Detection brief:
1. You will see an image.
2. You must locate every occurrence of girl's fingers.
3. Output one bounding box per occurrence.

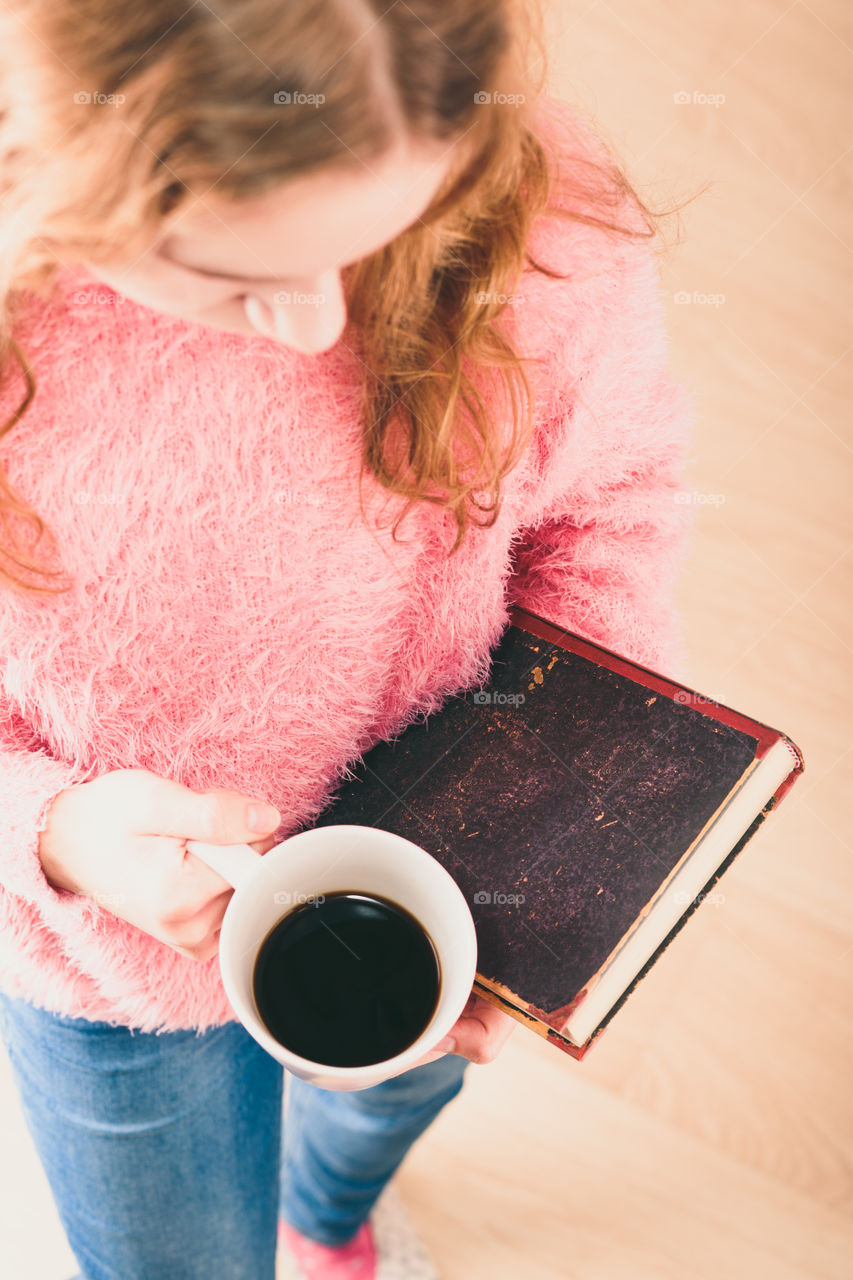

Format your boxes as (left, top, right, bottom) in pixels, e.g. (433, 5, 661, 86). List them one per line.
(443, 996, 517, 1064)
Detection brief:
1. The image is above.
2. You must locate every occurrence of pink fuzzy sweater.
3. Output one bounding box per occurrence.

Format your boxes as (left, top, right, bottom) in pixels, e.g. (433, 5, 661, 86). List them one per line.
(0, 99, 697, 1033)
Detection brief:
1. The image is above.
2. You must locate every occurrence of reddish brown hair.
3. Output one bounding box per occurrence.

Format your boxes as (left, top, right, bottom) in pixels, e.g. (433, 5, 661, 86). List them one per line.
(0, 0, 696, 594)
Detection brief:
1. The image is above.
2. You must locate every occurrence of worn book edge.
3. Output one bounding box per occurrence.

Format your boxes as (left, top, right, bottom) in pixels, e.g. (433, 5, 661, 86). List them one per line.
(476, 607, 806, 1060)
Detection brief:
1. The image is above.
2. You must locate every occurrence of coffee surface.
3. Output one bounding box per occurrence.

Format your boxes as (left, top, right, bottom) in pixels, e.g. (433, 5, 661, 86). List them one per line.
(252, 891, 441, 1067)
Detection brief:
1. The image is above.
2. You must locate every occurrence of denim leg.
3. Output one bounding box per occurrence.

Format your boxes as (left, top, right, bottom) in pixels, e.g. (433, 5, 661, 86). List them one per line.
(0, 991, 284, 1280)
(279, 1053, 469, 1245)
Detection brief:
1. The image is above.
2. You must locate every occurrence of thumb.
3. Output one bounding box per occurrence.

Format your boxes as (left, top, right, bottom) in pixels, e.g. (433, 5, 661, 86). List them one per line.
(140, 774, 281, 845)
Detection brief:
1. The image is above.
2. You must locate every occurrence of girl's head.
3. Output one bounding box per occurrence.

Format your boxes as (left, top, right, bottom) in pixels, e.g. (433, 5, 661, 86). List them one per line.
(0, 0, 674, 595)
(85, 133, 459, 354)
(2, 0, 521, 351)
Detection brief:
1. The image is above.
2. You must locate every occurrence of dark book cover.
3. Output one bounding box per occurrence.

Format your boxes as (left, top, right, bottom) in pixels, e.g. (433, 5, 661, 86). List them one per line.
(303, 606, 804, 1060)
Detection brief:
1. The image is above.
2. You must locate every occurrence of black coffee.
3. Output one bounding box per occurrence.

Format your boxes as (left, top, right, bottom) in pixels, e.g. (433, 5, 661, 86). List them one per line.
(252, 891, 441, 1068)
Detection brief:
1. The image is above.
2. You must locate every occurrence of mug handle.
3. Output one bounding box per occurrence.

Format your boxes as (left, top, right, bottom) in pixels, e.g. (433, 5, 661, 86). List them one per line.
(184, 840, 264, 891)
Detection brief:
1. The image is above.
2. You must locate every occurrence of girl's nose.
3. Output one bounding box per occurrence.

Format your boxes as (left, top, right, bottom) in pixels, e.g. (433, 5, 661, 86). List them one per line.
(243, 270, 347, 353)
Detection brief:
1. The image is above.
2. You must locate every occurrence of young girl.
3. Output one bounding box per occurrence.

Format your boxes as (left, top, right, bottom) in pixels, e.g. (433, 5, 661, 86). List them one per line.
(0, 1, 698, 1277)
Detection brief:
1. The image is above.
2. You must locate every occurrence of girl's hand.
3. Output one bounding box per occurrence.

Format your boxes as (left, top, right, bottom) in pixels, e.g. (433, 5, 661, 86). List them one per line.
(432, 991, 518, 1063)
(390, 992, 517, 1077)
(37, 768, 282, 962)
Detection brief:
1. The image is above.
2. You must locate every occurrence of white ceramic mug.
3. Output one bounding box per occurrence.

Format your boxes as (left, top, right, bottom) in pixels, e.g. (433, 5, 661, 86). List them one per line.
(185, 825, 478, 1091)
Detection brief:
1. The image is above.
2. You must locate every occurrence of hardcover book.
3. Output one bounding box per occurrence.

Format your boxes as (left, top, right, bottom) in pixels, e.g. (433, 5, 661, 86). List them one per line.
(305, 606, 805, 1060)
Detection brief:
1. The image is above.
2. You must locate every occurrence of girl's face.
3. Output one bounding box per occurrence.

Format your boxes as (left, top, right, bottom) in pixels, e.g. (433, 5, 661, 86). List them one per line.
(81, 132, 460, 355)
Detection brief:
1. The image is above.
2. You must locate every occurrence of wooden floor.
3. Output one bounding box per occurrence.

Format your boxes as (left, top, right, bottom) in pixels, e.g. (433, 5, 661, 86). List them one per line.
(1, 2, 850, 1277)
(397, 3, 853, 1277)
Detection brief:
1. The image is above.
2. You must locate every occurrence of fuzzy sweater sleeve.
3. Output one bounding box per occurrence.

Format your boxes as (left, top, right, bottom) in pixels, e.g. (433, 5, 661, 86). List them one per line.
(506, 222, 698, 683)
(0, 701, 100, 911)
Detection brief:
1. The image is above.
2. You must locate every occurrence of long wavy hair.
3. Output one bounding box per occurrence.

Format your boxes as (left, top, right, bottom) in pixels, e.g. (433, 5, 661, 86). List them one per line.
(0, 0, 696, 596)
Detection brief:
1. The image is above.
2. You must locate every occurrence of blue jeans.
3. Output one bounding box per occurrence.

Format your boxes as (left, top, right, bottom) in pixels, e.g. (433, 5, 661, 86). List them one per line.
(0, 991, 468, 1280)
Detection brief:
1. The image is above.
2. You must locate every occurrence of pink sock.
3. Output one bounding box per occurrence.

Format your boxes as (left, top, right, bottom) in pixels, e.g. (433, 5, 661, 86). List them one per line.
(278, 1218, 377, 1279)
